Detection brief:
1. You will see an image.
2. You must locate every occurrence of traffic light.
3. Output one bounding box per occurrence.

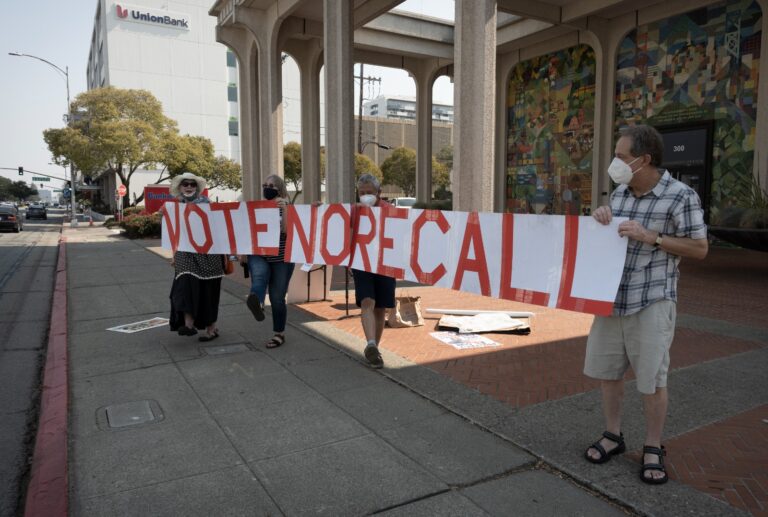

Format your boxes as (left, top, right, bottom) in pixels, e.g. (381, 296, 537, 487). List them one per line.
(40, 183, 44, 188)
(18, 166, 23, 176)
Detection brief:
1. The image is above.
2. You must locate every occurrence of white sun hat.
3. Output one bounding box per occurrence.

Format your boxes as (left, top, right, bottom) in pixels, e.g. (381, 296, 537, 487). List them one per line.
(170, 172, 207, 197)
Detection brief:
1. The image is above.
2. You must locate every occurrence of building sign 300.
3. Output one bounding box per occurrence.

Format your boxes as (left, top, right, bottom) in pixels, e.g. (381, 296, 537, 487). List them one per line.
(115, 3, 190, 30)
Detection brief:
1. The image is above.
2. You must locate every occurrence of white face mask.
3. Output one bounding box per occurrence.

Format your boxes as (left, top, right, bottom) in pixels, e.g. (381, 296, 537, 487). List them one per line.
(359, 194, 377, 207)
(607, 156, 642, 185)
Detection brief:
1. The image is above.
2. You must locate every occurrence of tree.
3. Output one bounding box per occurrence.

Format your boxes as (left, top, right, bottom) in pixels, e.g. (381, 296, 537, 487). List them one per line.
(44, 87, 176, 207)
(207, 156, 242, 191)
(283, 141, 303, 202)
(432, 156, 452, 200)
(381, 147, 416, 196)
(435, 144, 453, 171)
(355, 153, 382, 183)
(157, 133, 214, 182)
(0, 180, 37, 201)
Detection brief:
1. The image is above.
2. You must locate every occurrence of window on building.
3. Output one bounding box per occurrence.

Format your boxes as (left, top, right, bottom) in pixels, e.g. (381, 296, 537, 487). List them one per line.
(227, 83, 237, 102)
(229, 118, 239, 136)
(226, 50, 236, 68)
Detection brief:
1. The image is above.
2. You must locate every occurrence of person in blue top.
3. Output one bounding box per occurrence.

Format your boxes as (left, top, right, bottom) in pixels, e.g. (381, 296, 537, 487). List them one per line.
(239, 174, 295, 348)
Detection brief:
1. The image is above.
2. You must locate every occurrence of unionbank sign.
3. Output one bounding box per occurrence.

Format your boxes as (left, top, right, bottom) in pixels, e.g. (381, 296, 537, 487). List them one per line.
(115, 3, 190, 30)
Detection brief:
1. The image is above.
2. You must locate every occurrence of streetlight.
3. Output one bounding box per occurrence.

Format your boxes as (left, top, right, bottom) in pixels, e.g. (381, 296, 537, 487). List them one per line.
(9, 52, 78, 226)
(360, 140, 392, 153)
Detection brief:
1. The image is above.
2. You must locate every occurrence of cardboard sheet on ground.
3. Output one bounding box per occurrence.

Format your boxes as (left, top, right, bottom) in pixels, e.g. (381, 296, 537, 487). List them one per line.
(430, 332, 500, 349)
(437, 313, 531, 334)
(107, 317, 169, 333)
(162, 201, 629, 316)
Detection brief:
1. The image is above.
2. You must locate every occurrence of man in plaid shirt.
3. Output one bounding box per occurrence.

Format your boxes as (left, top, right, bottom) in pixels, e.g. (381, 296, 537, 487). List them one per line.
(583, 125, 708, 484)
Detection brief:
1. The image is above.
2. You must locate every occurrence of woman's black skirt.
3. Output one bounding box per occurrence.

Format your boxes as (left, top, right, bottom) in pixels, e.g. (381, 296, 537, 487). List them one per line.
(169, 274, 222, 330)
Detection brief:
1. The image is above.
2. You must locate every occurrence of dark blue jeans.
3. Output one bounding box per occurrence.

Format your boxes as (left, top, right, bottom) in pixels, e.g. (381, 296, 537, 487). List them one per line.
(247, 256, 295, 333)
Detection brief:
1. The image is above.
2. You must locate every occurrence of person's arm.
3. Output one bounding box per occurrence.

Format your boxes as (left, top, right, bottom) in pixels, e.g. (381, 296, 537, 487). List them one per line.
(616, 220, 708, 259)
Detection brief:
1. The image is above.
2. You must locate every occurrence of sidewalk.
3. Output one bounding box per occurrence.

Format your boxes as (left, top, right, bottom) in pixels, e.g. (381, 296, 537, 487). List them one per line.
(63, 227, 625, 516)
(60, 226, 764, 516)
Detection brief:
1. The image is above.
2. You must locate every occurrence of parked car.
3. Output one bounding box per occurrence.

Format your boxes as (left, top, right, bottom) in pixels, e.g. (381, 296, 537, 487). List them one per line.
(0, 205, 23, 232)
(26, 204, 47, 220)
(392, 197, 417, 209)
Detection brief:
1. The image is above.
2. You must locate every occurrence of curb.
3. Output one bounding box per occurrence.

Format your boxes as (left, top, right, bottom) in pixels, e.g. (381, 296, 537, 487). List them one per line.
(24, 235, 68, 517)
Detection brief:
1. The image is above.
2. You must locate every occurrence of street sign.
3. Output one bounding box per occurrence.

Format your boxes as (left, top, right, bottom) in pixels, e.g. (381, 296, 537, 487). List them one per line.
(32, 177, 50, 182)
(63, 188, 71, 200)
(117, 185, 127, 196)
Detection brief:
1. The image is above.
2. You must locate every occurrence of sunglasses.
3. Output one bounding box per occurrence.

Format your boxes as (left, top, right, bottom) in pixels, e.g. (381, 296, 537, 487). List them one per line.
(180, 181, 197, 187)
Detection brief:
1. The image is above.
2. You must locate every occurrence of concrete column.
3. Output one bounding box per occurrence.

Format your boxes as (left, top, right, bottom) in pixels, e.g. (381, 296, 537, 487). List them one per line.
(414, 65, 435, 204)
(590, 15, 632, 209)
(286, 40, 323, 202)
(453, 0, 497, 212)
(324, 0, 355, 203)
(256, 33, 284, 181)
(216, 26, 260, 201)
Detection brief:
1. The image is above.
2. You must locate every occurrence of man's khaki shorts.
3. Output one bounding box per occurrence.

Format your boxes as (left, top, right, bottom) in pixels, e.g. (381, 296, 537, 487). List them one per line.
(583, 300, 676, 394)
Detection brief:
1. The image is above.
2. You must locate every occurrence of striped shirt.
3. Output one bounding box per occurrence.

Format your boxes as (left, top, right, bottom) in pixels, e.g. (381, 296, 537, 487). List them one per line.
(262, 207, 286, 263)
(611, 170, 707, 316)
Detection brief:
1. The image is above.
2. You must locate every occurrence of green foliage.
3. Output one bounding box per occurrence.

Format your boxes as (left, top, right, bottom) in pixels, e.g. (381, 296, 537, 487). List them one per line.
(0, 177, 38, 201)
(207, 155, 242, 191)
(44, 86, 177, 207)
(435, 145, 453, 171)
(123, 206, 145, 217)
(355, 153, 382, 183)
(381, 147, 416, 196)
(413, 199, 452, 211)
(121, 212, 162, 239)
(283, 141, 302, 200)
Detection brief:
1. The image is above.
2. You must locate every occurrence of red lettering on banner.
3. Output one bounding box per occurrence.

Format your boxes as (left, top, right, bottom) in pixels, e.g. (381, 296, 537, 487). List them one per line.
(349, 206, 376, 271)
(499, 213, 550, 305)
(162, 202, 181, 253)
(377, 205, 408, 279)
(284, 204, 317, 262)
(319, 204, 351, 265)
(452, 212, 491, 296)
(410, 210, 450, 284)
(184, 204, 213, 254)
(211, 202, 240, 254)
(246, 201, 279, 255)
(556, 216, 613, 316)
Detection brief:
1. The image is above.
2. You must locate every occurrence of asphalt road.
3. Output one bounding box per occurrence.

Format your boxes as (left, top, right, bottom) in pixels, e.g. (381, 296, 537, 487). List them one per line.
(0, 208, 62, 516)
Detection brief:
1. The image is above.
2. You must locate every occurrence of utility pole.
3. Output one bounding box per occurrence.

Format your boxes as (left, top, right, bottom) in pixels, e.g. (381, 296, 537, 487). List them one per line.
(356, 64, 381, 153)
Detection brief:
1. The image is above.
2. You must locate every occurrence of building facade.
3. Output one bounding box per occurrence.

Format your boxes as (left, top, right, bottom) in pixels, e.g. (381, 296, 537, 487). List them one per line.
(87, 0, 240, 206)
(364, 95, 454, 123)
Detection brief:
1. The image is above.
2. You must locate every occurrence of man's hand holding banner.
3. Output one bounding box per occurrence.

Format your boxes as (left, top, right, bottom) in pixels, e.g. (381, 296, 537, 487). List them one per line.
(162, 201, 627, 316)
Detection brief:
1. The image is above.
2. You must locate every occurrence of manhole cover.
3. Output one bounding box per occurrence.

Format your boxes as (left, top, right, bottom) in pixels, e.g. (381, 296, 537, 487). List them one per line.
(98, 400, 164, 430)
(202, 343, 251, 355)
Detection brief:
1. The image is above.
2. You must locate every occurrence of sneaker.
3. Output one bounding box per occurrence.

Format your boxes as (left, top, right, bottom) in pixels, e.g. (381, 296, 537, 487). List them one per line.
(247, 294, 265, 321)
(364, 345, 383, 369)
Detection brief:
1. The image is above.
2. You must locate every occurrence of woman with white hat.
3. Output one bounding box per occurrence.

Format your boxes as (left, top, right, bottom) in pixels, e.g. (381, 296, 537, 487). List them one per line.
(168, 172, 223, 341)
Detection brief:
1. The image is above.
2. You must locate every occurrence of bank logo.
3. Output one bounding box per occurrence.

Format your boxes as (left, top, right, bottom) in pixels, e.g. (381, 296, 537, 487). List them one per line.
(114, 3, 190, 30)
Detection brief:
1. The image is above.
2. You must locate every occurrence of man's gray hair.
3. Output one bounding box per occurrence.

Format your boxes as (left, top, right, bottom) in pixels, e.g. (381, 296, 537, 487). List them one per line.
(357, 173, 381, 191)
(619, 125, 664, 167)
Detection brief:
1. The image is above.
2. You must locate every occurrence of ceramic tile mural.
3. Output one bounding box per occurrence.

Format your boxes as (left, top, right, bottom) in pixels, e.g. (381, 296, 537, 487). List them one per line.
(616, 0, 762, 218)
(505, 45, 596, 215)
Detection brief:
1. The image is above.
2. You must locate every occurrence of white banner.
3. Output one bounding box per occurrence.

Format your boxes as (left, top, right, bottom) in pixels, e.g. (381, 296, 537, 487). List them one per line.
(162, 202, 628, 315)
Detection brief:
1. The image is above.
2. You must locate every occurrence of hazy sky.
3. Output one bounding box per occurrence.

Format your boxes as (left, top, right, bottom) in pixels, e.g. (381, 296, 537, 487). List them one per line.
(0, 0, 454, 188)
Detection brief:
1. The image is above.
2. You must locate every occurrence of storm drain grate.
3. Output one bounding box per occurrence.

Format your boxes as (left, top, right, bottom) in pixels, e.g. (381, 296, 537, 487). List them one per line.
(201, 343, 252, 356)
(97, 400, 164, 431)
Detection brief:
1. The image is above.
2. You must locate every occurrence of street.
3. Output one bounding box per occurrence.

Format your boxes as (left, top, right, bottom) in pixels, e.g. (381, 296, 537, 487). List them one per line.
(0, 208, 61, 516)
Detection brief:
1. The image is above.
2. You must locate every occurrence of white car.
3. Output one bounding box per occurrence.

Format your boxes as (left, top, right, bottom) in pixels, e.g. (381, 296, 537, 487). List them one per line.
(392, 197, 417, 209)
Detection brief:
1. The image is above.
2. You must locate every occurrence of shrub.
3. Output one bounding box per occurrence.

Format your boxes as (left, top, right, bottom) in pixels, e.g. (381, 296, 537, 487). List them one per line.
(122, 212, 162, 238)
(123, 206, 146, 217)
(413, 199, 452, 211)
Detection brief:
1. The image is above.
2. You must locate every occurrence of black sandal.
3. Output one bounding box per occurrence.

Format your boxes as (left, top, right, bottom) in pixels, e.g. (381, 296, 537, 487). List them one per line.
(266, 334, 284, 349)
(178, 326, 198, 336)
(584, 430, 626, 464)
(640, 445, 669, 485)
(198, 331, 220, 342)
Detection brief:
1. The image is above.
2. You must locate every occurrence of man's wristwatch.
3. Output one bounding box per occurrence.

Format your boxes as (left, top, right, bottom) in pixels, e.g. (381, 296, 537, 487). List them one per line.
(654, 234, 664, 248)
